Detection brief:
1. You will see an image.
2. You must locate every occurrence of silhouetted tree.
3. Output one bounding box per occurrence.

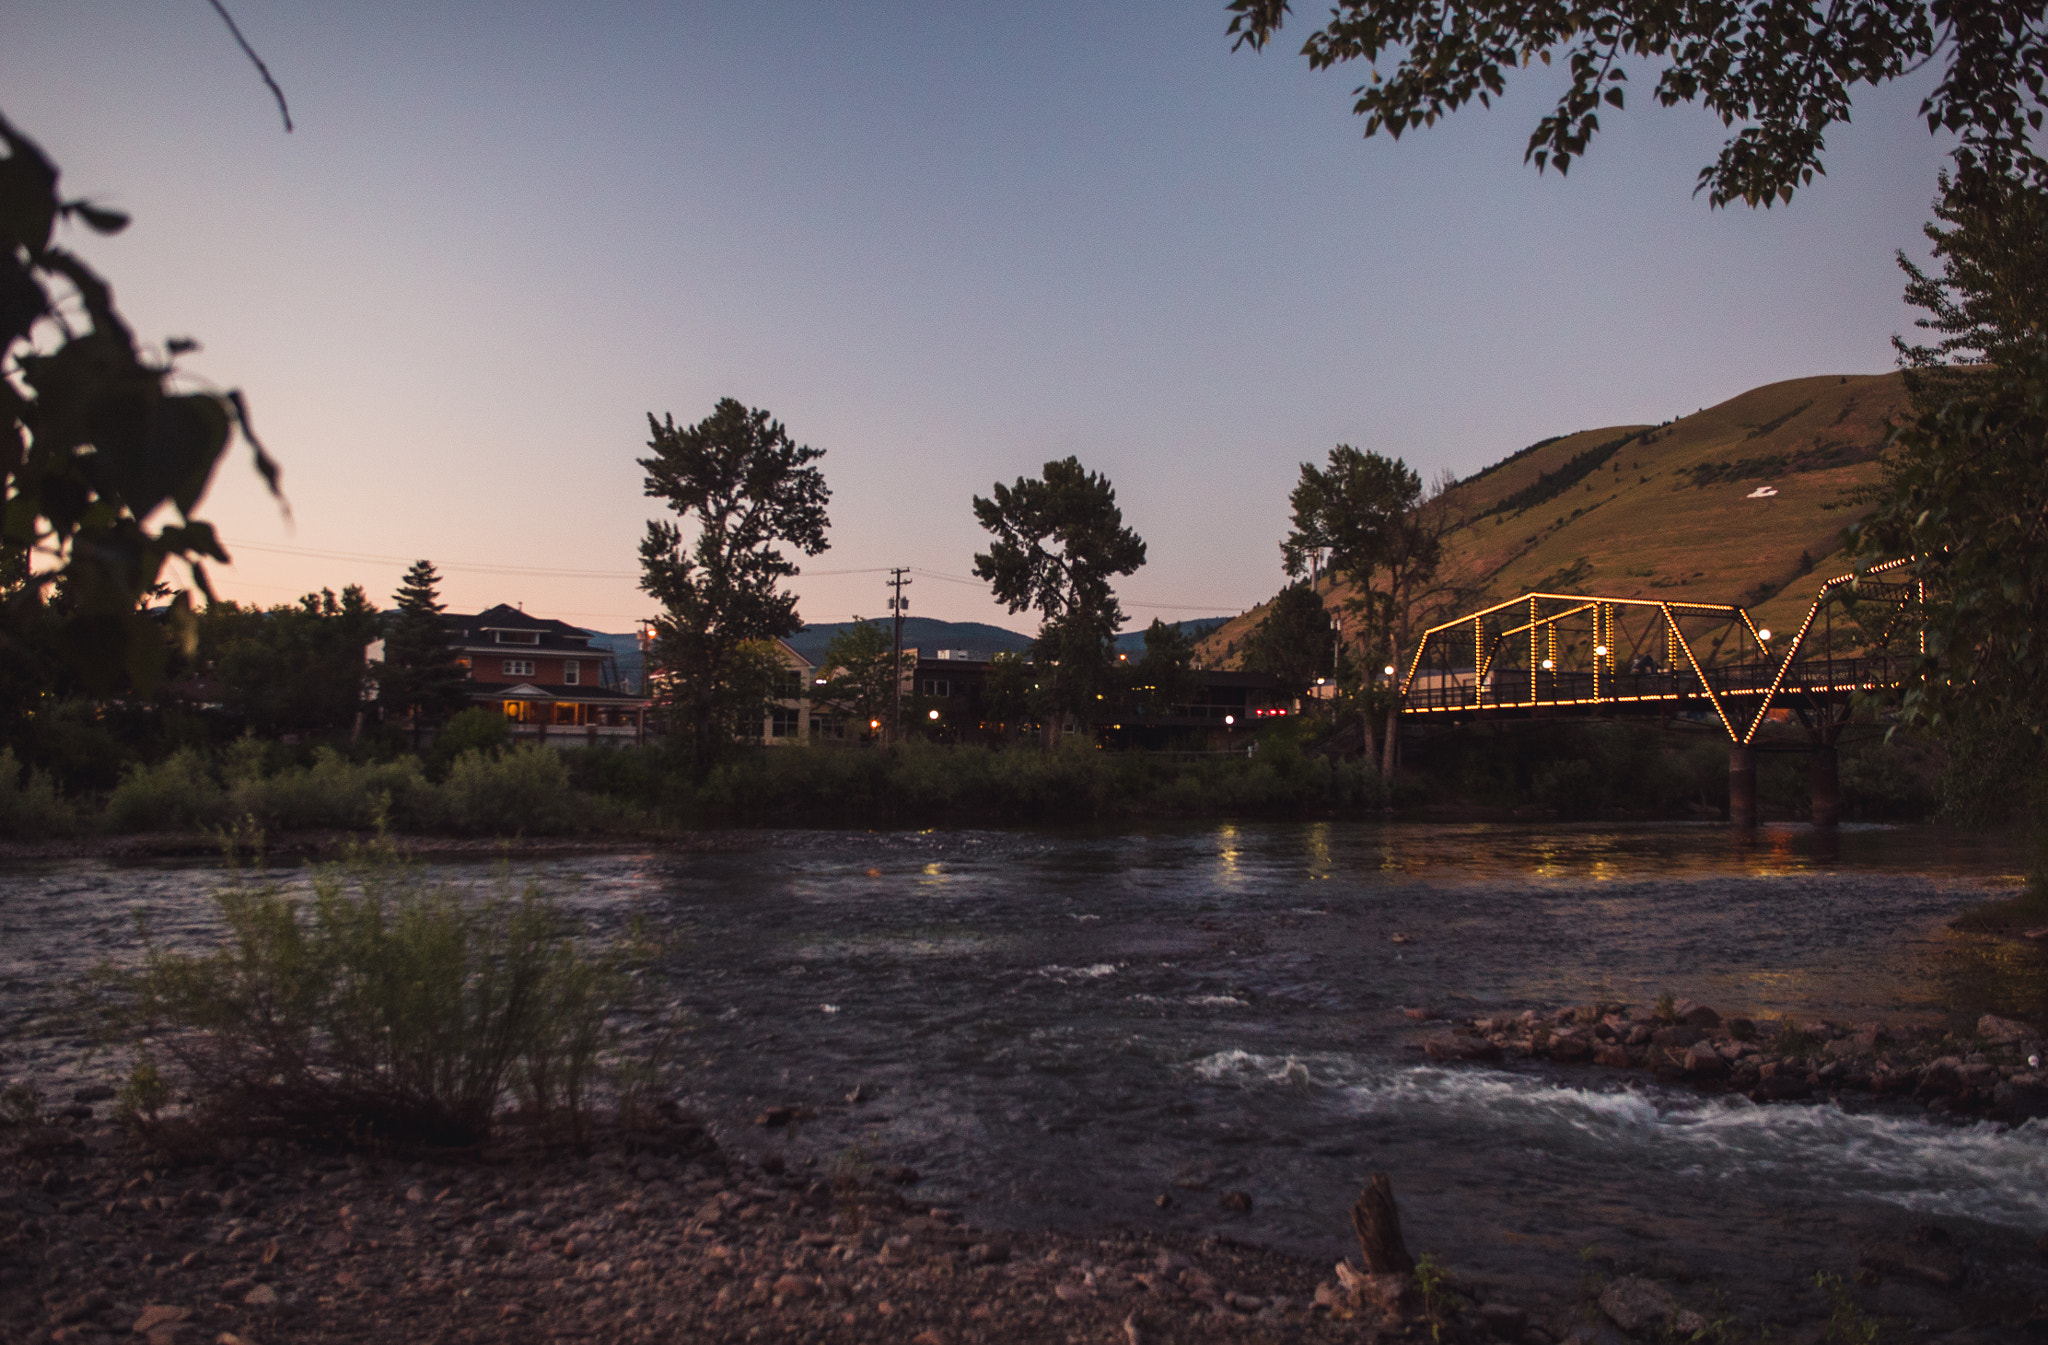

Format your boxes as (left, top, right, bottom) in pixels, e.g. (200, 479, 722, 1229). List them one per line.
(1244, 583, 1335, 699)
(206, 587, 379, 740)
(375, 560, 469, 747)
(814, 619, 905, 740)
(638, 399, 831, 763)
(972, 457, 1146, 742)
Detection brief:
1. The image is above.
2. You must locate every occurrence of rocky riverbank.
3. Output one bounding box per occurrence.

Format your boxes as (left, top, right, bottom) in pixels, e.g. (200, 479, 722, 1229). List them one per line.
(1416, 999, 2048, 1123)
(0, 1111, 1540, 1345)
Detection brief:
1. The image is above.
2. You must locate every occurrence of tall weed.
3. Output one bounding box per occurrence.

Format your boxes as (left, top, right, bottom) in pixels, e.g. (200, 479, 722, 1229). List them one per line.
(96, 845, 627, 1148)
(0, 746, 75, 840)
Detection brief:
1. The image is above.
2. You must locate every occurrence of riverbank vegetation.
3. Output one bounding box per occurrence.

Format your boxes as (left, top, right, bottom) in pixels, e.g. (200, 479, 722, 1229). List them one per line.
(88, 843, 636, 1153)
(0, 709, 1947, 844)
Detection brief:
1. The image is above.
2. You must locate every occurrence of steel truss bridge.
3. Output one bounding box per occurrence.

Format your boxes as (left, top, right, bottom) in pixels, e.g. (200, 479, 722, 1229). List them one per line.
(1395, 558, 1924, 825)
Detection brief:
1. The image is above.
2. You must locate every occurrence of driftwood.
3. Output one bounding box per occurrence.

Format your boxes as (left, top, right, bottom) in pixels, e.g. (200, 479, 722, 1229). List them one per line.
(1350, 1172, 1416, 1275)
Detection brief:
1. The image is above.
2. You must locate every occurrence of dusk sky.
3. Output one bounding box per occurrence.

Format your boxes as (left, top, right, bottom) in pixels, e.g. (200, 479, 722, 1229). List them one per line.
(9, 2, 1956, 634)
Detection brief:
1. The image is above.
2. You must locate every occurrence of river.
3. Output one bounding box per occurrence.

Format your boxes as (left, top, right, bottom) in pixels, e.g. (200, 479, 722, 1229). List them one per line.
(3, 821, 2044, 1326)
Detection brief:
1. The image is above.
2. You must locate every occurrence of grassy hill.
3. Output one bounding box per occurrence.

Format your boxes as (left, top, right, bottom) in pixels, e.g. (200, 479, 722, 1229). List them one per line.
(1197, 371, 1909, 667)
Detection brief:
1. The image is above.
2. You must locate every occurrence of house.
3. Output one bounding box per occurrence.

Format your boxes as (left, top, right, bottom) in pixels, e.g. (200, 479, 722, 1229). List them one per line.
(447, 604, 650, 746)
(757, 638, 814, 746)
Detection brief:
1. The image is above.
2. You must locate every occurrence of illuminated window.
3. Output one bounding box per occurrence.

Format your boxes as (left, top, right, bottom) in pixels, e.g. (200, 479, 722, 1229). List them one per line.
(503, 659, 534, 677)
(551, 702, 577, 725)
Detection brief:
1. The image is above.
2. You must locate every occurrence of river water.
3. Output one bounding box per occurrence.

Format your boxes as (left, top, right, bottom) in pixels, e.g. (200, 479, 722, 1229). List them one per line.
(4, 822, 2045, 1323)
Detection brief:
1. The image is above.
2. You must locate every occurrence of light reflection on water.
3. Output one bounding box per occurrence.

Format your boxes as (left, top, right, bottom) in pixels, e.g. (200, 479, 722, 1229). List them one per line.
(2, 820, 2042, 1313)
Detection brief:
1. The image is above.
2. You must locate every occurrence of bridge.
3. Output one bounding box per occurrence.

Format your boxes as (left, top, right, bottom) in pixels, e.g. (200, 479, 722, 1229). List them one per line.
(1396, 557, 1922, 827)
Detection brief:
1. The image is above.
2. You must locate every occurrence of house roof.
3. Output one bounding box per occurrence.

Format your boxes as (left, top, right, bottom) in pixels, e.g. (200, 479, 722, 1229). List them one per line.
(444, 604, 596, 651)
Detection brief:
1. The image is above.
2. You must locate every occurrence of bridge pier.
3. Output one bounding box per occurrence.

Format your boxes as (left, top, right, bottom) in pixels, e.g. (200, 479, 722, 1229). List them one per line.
(1728, 745, 1757, 829)
(1810, 745, 1841, 829)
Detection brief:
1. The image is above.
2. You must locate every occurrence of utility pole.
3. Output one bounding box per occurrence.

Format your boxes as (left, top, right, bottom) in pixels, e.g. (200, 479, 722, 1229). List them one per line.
(887, 567, 911, 743)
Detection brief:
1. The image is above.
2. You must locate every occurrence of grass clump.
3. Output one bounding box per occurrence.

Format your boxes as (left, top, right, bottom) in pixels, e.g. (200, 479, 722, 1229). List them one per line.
(96, 843, 631, 1151)
(0, 746, 75, 840)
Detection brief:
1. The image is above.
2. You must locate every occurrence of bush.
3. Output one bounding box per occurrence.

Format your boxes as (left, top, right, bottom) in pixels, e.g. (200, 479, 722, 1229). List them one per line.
(430, 707, 511, 774)
(97, 846, 624, 1148)
(0, 746, 74, 840)
(226, 746, 437, 833)
(104, 748, 227, 833)
(440, 745, 581, 835)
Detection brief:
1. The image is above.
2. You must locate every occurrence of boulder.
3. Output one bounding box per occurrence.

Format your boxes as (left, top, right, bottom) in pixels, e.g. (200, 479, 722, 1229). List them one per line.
(1598, 1276, 1677, 1335)
(1977, 1015, 2032, 1047)
(1426, 1037, 1504, 1064)
(1594, 1044, 1630, 1069)
(1749, 1076, 1814, 1102)
(1917, 1062, 1966, 1100)
(1650, 1026, 1704, 1049)
(1478, 1302, 1529, 1339)
(1548, 1034, 1593, 1063)
(1674, 1001, 1722, 1028)
(1683, 1043, 1728, 1077)
(1993, 1077, 2048, 1122)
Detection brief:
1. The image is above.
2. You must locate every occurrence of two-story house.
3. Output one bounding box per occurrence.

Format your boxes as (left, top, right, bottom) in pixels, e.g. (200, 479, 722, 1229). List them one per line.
(449, 604, 649, 746)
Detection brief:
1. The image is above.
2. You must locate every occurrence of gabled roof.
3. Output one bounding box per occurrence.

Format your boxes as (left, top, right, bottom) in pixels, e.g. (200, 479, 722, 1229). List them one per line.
(444, 604, 595, 650)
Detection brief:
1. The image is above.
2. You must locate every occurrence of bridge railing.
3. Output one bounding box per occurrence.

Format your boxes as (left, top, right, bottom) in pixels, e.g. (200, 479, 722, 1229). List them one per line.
(1400, 656, 1903, 714)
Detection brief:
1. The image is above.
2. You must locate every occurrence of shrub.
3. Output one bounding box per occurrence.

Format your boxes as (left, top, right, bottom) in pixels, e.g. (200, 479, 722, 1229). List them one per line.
(430, 707, 511, 773)
(226, 747, 437, 833)
(440, 745, 580, 835)
(0, 746, 75, 840)
(104, 748, 227, 833)
(97, 846, 625, 1148)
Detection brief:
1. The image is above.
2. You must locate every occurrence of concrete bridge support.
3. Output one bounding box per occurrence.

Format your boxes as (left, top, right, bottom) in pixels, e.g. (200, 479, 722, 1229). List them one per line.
(1728, 745, 1757, 829)
(1810, 745, 1841, 829)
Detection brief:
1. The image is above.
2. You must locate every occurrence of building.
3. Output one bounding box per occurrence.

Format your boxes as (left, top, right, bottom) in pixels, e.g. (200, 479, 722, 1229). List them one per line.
(448, 605, 649, 746)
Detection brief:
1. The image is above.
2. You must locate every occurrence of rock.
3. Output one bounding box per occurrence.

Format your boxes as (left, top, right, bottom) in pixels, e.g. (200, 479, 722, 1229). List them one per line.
(132, 1304, 191, 1333)
(1749, 1075, 1813, 1102)
(1674, 1002, 1721, 1028)
(2020, 927, 2048, 942)
(1598, 1276, 1677, 1335)
(1153, 1193, 1173, 1208)
(1549, 1035, 1593, 1063)
(1959, 1062, 2001, 1092)
(1650, 1026, 1704, 1049)
(1673, 1309, 1708, 1335)
(1478, 1302, 1529, 1338)
(1594, 1044, 1630, 1069)
(1994, 1077, 2048, 1121)
(242, 1284, 279, 1307)
(1426, 1037, 1504, 1064)
(965, 1241, 1011, 1266)
(1683, 1043, 1727, 1077)
(772, 1273, 816, 1299)
(753, 1106, 796, 1128)
(881, 1164, 920, 1185)
(1860, 1242, 1966, 1288)
(1918, 1062, 1965, 1100)
(1978, 1015, 2030, 1047)
(1220, 1190, 1252, 1213)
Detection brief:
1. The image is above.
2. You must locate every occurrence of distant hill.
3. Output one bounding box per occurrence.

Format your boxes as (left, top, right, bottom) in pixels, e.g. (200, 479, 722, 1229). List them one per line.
(1196, 371, 1909, 667)
(582, 631, 645, 694)
(785, 616, 1229, 666)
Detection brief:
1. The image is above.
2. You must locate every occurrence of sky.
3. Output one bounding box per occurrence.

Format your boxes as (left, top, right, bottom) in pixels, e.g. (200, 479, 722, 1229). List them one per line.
(7, 1, 1957, 634)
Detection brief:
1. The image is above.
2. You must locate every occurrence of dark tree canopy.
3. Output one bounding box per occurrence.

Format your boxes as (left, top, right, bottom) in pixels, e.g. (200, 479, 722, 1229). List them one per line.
(816, 618, 903, 735)
(1855, 169, 2048, 744)
(1227, 0, 2048, 207)
(206, 587, 379, 739)
(1126, 618, 1203, 713)
(2, 112, 281, 692)
(972, 457, 1147, 723)
(638, 399, 830, 758)
(375, 560, 469, 735)
(1244, 583, 1336, 699)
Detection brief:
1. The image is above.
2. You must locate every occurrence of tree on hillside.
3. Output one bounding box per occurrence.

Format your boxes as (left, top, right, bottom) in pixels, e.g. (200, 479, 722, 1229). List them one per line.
(814, 619, 905, 739)
(972, 457, 1147, 743)
(1243, 583, 1335, 699)
(375, 560, 469, 748)
(3, 112, 281, 694)
(638, 399, 831, 763)
(1283, 447, 1460, 773)
(1224, 0, 2048, 208)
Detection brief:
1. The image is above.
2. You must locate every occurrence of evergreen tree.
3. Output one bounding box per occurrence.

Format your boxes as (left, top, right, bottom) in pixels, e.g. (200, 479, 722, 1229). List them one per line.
(376, 560, 469, 744)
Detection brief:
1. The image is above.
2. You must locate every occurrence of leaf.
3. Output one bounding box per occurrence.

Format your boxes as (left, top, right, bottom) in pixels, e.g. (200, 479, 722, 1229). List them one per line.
(66, 200, 130, 235)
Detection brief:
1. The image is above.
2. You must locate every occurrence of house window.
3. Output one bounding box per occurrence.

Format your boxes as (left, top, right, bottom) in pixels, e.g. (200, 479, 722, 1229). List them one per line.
(775, 668, 804, 698)
(563, 661, 579, 685)
(495, 631, 540, 645)
(503, 659, 534, 677)
(552, 702, 578, 725)
(921, 678, 950, 698)
(770, 706, 801, 738)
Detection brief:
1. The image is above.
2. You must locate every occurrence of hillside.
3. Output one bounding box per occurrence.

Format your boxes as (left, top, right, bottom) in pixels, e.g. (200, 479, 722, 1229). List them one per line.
(1196, 372, 1909, 668)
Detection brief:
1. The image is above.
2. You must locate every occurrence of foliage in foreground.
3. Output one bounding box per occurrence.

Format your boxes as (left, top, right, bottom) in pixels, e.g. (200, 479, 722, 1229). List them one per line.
(96, 847, 629, 1149)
